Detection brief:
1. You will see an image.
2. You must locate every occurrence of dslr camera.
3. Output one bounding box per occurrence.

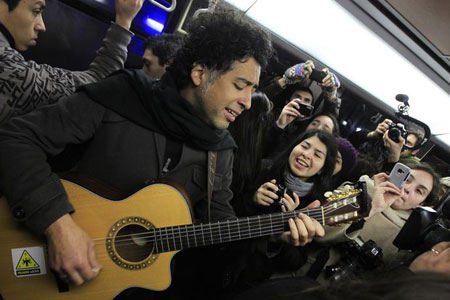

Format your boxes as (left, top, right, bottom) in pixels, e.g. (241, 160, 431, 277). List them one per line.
(325, 236, 383, 282)
(388, 122, 408, 143)
(393, 202, 450, 253)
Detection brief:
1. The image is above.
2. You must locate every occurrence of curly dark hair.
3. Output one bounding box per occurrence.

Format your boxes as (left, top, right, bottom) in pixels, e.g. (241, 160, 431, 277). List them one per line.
(4, 0, 20, 11)
(143, 33, 184, 67)
(167, 7, 272, 89)
(269, 129, 338, 202)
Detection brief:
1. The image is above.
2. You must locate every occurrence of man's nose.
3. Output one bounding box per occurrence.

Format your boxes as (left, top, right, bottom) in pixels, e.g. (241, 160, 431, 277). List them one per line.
(239, 91, 252, 110)
(36, 15, 46, 32)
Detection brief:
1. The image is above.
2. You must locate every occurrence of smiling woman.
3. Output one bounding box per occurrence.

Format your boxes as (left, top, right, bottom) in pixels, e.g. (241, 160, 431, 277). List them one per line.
(244, 129, 338, 216)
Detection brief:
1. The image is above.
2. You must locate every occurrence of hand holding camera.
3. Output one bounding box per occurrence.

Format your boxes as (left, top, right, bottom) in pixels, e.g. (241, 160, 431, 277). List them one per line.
(383, 130, 405, 163)
(283, 60, 315, 84)
(253, 180, 299, 211)
(253, 179, 279, 206)
(367, 118, 392, 139)
(409, 241, 450, 274)
(310, 68, 341, 91)
(388, 122, 408, 143)
(276, 99, 314, 129)
(274, 183, 300, 212)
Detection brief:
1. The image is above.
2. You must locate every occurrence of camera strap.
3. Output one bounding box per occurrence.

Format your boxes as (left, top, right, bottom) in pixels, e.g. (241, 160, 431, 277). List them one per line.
(306, 247, 330, 279)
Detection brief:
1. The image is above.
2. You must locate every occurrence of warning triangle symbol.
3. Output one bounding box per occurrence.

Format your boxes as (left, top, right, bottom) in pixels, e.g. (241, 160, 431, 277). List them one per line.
(16, 250, 40, 270)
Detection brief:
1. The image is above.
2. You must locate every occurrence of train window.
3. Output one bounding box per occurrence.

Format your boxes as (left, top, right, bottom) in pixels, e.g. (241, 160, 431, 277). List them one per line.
(225, 0, 450, 173)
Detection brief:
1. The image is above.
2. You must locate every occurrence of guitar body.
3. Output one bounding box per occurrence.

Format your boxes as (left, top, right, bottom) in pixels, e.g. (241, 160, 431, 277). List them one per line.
(0, 180, 194, 300)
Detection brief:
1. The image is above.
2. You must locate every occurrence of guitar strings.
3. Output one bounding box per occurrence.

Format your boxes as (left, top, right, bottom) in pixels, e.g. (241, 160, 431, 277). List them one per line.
(90, 203, 349, 245)
(90, 206, 331, 244)
(87, 202, 361, 259)
(89, 191, 360, 244)
(89, 202, 358, 251)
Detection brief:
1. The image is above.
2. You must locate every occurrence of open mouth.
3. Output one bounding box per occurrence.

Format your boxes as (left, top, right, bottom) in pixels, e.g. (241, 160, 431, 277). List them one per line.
(225, 107, 239, 122)
(296, 158, 309, 168)
(225, 108, 238, 117)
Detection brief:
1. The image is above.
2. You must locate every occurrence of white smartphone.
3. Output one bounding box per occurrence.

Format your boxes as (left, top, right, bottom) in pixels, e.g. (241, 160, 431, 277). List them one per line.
(388, 162, 411, 189)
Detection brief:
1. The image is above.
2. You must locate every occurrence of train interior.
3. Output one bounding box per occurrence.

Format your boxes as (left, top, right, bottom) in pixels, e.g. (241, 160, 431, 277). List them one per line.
(23, 0, 450, 176)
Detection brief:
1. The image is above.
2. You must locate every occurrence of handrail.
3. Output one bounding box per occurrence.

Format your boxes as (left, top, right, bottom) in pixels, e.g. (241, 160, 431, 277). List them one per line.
(148, 0, 177, 12)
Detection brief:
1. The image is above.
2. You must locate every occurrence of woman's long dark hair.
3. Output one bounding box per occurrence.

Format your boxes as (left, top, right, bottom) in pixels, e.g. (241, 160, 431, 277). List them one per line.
(229, 92, 273, 198)
(268, 129, 337, 202)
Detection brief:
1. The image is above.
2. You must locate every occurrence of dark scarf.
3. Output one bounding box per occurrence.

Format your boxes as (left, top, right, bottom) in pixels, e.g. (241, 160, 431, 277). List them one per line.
(80, 69, 236, 151)
(0, 23, 15, 48)
(283, 168, 314, 197)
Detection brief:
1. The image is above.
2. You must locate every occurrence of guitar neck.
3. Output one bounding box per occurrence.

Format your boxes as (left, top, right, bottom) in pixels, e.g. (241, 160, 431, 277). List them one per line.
(149, 187, 367, 253)
(152, 207, 323, 253)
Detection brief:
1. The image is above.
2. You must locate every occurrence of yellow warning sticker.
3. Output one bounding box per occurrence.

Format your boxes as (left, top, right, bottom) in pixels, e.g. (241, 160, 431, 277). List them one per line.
(11, 246, 47, 277)
(16, 250, 40, 275)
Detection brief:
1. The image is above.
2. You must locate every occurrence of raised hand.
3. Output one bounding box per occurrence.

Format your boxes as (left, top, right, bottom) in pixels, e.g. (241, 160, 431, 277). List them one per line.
(368, 172, 402, 218)
(115, 0, 145, 30)
(319, 68, 340, 90)
(283, 60, 315, 85)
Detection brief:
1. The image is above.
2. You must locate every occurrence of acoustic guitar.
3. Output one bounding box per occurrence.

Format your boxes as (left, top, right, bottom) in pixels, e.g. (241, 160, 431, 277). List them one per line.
(0, 180, 368, 300)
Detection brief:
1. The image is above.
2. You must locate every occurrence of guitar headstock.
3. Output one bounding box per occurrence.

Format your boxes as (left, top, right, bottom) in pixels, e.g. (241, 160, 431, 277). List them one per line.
(322, 181, 369, 226)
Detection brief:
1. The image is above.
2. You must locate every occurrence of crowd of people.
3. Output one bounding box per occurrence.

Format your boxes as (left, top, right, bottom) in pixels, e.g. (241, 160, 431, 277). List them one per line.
(0, 1, 449, 299)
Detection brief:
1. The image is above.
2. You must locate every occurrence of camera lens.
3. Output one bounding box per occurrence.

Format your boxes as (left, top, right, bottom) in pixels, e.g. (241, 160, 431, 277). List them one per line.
(388, 127, 401, 142)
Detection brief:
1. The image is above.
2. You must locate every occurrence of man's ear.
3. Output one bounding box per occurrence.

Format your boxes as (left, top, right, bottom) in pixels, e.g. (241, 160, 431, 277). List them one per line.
(191, 63, 206, 87)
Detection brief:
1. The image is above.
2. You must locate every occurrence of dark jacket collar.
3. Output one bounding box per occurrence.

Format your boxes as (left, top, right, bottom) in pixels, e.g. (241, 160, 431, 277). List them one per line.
(0, 23, 15, 48)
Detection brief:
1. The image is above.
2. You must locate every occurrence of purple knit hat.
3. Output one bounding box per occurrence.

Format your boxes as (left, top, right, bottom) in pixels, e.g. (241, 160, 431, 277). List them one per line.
(336, 138, 358, 178)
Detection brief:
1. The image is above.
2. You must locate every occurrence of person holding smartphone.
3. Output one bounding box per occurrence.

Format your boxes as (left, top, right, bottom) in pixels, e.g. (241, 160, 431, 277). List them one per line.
(294, 162, 441, 285)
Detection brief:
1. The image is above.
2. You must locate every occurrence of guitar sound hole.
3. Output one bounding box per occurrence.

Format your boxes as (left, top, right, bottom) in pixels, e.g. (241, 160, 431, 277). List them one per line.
(115, 224, 154, 262)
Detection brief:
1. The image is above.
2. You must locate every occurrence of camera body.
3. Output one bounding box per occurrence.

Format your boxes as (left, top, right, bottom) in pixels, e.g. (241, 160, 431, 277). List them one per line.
(325, 237, 383, 282)
(296, 102, 314, 118)
(274, 183, 295, 206)
(309, 69, 327, 82)
(388, 122, 408, 143)
(393, 206, 450, 252)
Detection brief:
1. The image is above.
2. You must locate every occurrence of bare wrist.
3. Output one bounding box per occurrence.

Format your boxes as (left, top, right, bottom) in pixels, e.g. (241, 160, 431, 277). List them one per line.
(276, 119, 287, 129)
(278, 77, 287, 89)
(115, 16, 132, 30)
(44, 214, 72, 238)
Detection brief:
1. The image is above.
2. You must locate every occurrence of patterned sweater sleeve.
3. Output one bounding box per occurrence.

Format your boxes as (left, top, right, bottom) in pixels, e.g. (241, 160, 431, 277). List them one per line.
(0, 23, 132, 124)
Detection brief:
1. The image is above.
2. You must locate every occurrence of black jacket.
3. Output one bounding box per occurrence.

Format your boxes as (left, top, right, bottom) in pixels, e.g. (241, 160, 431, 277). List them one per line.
(0, 73, 236, 235)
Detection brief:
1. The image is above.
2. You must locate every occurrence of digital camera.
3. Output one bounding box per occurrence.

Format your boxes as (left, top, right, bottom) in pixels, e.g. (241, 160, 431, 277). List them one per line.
(325, 237, 383, 282)
(296, 102, 314, 118)
(274, 183, 295, 206)
(309, 69, 327, 83)
(388, 122, 408, 143)
(393, 205, 450, 253)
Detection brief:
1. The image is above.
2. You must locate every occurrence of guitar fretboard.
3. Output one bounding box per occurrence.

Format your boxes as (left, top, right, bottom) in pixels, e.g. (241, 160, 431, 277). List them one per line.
(151, 209, 315, 253)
